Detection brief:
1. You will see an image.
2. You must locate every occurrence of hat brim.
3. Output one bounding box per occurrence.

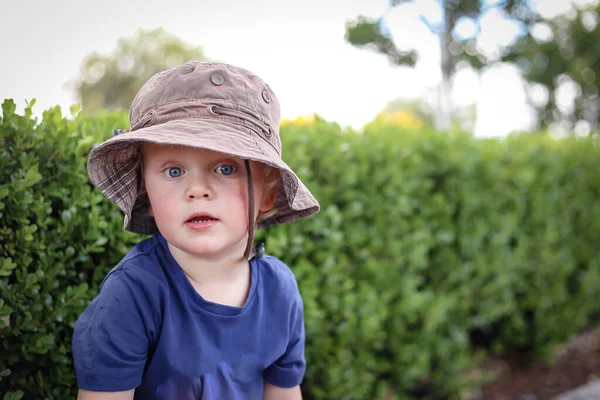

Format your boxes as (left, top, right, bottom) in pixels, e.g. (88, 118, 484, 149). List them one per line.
(87, 117, 319, 234)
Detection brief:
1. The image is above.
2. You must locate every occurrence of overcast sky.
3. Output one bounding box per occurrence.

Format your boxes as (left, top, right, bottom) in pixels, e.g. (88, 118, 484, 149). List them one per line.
(0, 0, 586, 136)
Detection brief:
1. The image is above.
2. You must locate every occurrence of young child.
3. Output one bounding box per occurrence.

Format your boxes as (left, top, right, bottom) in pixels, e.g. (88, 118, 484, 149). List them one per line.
(72, 61, 320, 400)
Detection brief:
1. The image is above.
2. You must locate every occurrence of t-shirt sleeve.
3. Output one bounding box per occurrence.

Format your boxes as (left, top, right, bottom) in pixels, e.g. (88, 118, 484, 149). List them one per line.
(72, 268, 157, 391)
(264, 290, 306, 388)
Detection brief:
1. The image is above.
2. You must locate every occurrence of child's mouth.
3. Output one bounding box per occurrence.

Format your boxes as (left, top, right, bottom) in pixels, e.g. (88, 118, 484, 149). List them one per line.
(185, 214, 220, 230)
(188, 217, 218, 223)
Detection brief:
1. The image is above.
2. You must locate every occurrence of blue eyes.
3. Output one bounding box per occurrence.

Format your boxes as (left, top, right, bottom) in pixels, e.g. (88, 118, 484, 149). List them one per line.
(166, 167, 182, 178)
(163, 164, 238, 178)
(215, 165, 237, 175)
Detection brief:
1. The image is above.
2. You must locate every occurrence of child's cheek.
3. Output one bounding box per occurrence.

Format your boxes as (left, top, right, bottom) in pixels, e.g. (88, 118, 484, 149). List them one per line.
(148, 184, 183, 221)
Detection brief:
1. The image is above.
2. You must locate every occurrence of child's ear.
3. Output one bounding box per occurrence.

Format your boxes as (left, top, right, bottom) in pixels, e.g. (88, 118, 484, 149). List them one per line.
(259, 188, 277, 212)
(147, 204, 154, 216)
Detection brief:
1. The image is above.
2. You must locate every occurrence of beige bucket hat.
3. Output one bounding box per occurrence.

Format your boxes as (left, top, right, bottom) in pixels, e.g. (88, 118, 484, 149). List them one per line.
(87, 61, 320, 258)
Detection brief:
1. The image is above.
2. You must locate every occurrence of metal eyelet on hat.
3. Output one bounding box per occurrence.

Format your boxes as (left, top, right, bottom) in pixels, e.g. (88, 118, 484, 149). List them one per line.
(262, 90, 271, 103)
(208, 105, 220, 116)
(211, 73, 224, 85)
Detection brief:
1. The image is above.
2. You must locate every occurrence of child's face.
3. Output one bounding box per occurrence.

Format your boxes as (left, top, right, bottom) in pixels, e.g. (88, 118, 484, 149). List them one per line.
(142, 143, 276, 259)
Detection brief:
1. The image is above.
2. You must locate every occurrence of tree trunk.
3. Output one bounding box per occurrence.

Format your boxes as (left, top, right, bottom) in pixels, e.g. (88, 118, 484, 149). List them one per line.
(436, 0, 454, 130)
(584, 96, 598, 134)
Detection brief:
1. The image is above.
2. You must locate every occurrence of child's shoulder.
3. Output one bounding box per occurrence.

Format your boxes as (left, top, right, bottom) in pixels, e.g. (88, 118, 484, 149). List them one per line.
(255, 254, 296, 279)
(101, 235, 167, 289)
(254, 255, 302, 298)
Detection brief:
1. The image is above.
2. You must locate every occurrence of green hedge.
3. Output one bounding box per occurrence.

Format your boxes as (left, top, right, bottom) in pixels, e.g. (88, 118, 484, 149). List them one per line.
(0, 101, 142, 399)
(1, 99, 599, 399)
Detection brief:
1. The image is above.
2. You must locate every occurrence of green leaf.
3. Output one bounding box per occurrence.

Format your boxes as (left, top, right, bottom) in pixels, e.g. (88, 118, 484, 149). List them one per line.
(1, 99, 16, 118)
(0, 305, 12, 317)
(3, 391, 24, 400)
(69, 103, 81, 116)
(2, 257, 16, 271)
(25, 167, 41, 185)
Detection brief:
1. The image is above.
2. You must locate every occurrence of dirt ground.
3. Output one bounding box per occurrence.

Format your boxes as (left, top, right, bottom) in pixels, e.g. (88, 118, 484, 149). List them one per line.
(474, 327, 600, 400)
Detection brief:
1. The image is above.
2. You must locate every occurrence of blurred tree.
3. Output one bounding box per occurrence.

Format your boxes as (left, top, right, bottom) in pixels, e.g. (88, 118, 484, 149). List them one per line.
(345, 0, 533, 129)
(501, 1, 600, 135)
(71, 28, 208, 113)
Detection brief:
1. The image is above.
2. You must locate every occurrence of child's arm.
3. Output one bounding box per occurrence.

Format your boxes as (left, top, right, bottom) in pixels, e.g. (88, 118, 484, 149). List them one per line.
(77, 389, 134, 400)
(72, 269, 157, 394)
(263, 274, 306, 399)
(263, 382, 302, 400)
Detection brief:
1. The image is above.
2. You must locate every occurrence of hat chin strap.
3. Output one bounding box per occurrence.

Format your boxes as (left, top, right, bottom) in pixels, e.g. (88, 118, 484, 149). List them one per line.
(243, 160, 255, 260)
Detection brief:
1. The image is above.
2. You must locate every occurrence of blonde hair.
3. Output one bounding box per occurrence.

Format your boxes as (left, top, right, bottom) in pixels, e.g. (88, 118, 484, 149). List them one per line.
(256, 165, 280, 222)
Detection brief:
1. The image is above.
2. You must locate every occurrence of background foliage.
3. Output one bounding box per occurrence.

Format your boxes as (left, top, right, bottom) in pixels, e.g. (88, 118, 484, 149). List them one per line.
(502, 0, 600, 133)
(1, 100, 599, 399)
(0, 101, 140, 399)
(344, 0, 534, 129)
(345, 0, 600, 135)
(71, 27, 208, 114)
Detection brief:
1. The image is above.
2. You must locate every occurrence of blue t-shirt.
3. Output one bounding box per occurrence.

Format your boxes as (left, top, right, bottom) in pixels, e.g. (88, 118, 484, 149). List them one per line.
(72, 233, 305, 399)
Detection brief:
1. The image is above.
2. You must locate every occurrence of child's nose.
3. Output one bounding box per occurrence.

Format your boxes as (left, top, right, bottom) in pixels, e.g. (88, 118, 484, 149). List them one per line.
(186, 176, 213, 200)
(188, 191, 211, 200)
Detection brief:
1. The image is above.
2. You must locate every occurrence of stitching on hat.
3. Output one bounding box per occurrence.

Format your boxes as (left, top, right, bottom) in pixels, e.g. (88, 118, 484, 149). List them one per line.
(144, 113, 281, 156)
(256, 128, 279, 155)
(164, 113, 269, 158)
(209, 106, 280, 154)
(248, 128, 267, 158)
(134, 98, 276, 128)
(243, 78, 250, 106)
(153, 114, 259, 133)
